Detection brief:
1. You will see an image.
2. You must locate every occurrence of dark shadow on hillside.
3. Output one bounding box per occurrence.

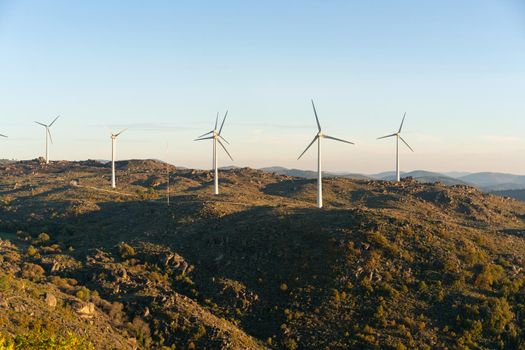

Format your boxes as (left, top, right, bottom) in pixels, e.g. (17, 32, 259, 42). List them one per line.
(500, 228, 525, 238)
(349, 189, 400, 209)
(186, 182, 213, 192)
(0, 194, 370, 341)
(0, 185, 34, 196)
(427, 291, 482, 330)
(171, 205, 368, 339)
(261, 178, 311, 198)
(29, 186, 73, 199)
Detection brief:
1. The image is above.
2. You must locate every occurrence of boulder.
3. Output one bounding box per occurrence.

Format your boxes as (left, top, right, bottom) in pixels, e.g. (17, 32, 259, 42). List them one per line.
(76, 302, 95, 318)
(45, 293, 57, 308)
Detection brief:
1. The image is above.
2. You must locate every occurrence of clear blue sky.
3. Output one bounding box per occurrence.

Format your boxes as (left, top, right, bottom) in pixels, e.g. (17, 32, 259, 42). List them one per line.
(0, 0, 524, 174)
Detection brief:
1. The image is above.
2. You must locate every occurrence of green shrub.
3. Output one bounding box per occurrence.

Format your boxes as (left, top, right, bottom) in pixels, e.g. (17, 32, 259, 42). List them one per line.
(21, 263, 45, 282)
(473, 263, 504, 290)
(26, 246, 38, 257)
(0, 334, 15, 350)
(106, 302, 125, 326)
(395, 342, 407, 350)
(192, 325, 206, 341)
(37, 232, 50, 243)
(117, 242, 135, 259)
(0, 274, 11, 292)
(283, 338, 298, 350)
(374, 305, 385, 321)
(483, 298, 514, 335)
(75, 287, 91, 301)
(50, 276, 71, 290)
(127, 317, 151, 348)
(0, 330, 93, 350)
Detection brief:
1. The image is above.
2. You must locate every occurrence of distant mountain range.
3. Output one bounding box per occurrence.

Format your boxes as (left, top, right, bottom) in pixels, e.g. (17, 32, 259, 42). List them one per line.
(458, 172, 525, 191)
(259, 166, 370, 180)
(369, 170, 471, 186)
(491, 189, 525, 202)
(259, 167, 525, 193)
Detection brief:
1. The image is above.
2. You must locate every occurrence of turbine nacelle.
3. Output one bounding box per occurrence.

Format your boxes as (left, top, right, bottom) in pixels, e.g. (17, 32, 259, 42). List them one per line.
(377, 113, 414, 152)
(194, 110, 233, 160)
(111, 129, 127, 140)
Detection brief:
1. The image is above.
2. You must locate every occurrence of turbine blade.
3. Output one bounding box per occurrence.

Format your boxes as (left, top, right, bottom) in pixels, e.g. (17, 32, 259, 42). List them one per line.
(377, 133, 397, 140)
(311, 99, 321, 132)
(194, 136, 214, 141)
(217, 139, 234, 161)
(219, 110, 228, 135)
(399, 135, 414, 152)
(297, 135, 318, 160)
(47, 128, 54, 144)
(115, 128, 127, 137)
(215, 112, 219, 130)
(324, 135, 355, 145)
(0, 134, 7, 138)
(197, 130, 214, 138)
(49, 115, 60, 127)
(398, 112, 406, 133)
(219, 135, 230, 145)
(35, 121, 47, 127)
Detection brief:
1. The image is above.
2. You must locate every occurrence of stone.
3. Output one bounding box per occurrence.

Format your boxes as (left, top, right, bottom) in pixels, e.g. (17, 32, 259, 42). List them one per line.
(45, 293, 57, 308)
(76, 302, 95, 318)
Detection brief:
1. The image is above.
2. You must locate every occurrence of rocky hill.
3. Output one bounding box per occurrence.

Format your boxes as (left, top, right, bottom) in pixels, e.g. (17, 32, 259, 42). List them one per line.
(1, 159, 525, 349)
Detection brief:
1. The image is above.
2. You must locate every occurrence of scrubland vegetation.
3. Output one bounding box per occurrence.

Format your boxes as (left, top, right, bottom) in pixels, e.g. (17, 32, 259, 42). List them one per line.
(1, 159, 525, 349)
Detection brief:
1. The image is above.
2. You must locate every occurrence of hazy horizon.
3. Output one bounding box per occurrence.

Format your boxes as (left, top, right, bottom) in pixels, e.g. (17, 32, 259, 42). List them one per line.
(1, 1, 524, 174)
(3, 157, 525, 177)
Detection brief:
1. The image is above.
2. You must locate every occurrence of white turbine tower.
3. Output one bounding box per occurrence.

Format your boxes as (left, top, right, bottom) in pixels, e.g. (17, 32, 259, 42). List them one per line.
(195, 111, 233, 195)
(35, 116, 59, 164)
(110, 129, 126, 188)
(377, 112, 414, 182)
(298, 100, 355, 209)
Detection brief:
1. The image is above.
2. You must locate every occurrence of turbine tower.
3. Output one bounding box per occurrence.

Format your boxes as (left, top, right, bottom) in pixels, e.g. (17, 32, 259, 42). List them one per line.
(298, 100, 355, 208)
(110, 129, 126, 188)
(377, 112, 414, 182)
(195, 111, 233, 195)
(35, 116, 59, 164)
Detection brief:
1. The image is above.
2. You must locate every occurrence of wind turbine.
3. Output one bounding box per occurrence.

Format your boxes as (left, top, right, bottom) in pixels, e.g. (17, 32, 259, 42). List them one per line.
(377, 112, 414, 182)
(195, 111, 233, 195)
(110, 129, 126, 188)
(35, 116, 59, 164)
(298, 100, 355, 208)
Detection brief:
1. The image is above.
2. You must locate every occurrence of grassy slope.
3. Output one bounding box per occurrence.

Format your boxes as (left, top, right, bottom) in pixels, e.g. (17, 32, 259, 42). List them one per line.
(1, 159, 525, 349)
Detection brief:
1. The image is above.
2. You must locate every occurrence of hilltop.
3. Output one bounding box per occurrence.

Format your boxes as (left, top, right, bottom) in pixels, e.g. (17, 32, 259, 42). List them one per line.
(1, 159, 525, 349)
